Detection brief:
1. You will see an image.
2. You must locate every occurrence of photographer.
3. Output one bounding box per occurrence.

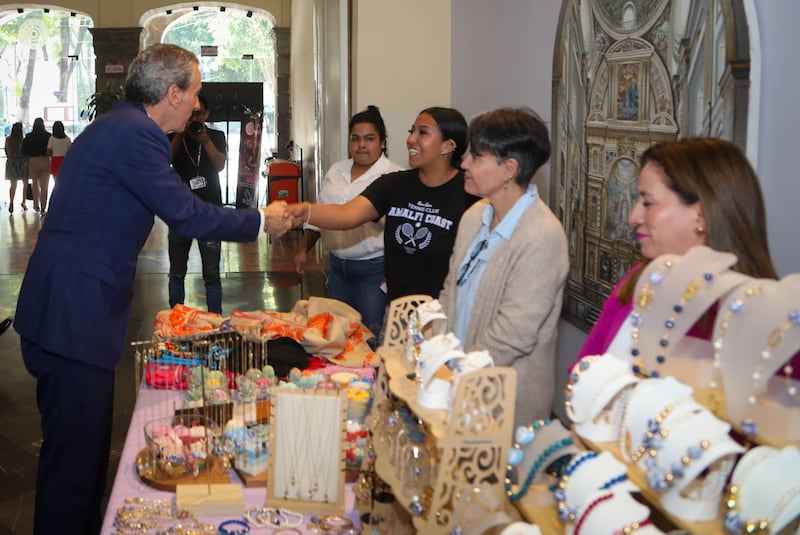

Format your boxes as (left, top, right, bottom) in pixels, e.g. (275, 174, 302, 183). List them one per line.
(168, 93, 228, 313)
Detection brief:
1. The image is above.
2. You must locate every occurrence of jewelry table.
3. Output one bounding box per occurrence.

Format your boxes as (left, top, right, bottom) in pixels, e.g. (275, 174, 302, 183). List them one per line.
(100, 384, 361, 534)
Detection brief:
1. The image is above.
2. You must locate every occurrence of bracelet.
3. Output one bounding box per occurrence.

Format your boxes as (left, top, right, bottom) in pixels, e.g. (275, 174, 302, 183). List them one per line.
(574, 492, 614, 535)
(218, 518, 249, 534)
(319, 514, 354, 531)
(271, 529, 302, 535)
(244, 507, 303, 529)
(305, 202, 312, 225)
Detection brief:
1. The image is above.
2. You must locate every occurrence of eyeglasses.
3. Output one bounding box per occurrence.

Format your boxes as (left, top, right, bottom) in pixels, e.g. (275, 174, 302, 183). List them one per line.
(456, 239, 488, 286)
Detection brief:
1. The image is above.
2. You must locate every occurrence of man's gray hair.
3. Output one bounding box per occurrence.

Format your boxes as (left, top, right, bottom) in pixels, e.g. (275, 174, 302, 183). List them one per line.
(125, 44, 198, 105)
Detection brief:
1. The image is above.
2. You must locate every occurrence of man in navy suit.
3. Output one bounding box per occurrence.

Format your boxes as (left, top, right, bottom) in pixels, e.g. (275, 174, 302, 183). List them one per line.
(13, 44, 288, 535)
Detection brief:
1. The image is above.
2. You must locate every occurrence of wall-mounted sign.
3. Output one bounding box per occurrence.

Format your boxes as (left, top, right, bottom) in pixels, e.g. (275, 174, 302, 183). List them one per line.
(104, 63, 124, 74)
(201, 46, 219, 57)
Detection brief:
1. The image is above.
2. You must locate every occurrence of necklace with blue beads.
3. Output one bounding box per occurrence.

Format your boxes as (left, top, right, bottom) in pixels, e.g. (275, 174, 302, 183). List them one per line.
(504, 419, 574, 501)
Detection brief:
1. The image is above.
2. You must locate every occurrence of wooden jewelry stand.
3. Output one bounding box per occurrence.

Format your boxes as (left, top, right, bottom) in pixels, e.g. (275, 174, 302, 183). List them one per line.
(372, 347, 517, 534)
(266, 387, 348, 515)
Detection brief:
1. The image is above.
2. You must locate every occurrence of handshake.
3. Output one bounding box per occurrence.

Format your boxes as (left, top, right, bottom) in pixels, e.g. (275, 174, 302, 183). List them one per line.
(259, 201, 310, 237)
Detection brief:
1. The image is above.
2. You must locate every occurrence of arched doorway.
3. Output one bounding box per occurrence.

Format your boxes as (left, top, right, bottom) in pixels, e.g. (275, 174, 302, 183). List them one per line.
(141, 4, 279, 206)
(0, 7, 94, 137)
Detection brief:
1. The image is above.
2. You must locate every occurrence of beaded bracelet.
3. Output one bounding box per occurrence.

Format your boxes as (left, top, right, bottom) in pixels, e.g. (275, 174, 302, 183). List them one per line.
(564, 356, 599, 421)
(573, 492, 614, 535)
(554, 451, 599, 521)
(722, 476, 800, 534)
(244, 506, 303, 529)
(218, 519, 249, 535)
(644, 439, 711, 493)
(553, 451, 629, 522)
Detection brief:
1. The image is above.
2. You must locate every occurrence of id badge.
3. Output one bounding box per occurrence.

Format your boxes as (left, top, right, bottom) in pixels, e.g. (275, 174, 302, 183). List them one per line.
(189, 176, 207, 190)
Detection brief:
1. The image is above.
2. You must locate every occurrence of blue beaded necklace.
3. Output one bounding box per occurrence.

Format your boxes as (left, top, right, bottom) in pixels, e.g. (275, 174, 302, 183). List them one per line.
(504, 419, 575, 501)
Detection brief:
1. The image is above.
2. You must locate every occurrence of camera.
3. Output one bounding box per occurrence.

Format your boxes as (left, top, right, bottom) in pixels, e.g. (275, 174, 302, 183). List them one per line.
(188, 121, 205, 135)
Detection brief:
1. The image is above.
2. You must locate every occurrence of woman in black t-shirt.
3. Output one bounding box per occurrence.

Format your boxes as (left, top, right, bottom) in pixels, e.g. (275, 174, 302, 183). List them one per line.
(284, 107, 479, 301)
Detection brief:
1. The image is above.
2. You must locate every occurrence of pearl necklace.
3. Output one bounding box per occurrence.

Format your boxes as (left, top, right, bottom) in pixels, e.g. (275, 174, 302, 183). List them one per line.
(710, 284, 764, 412)
(741, 308, 800, 438)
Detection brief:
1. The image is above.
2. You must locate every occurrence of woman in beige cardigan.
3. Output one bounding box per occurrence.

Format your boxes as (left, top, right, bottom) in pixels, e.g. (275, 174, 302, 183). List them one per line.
(439, 107, 569, 429)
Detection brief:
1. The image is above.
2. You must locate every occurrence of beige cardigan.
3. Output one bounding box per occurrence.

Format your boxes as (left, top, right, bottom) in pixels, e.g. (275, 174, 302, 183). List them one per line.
(439, 197, 569, 429)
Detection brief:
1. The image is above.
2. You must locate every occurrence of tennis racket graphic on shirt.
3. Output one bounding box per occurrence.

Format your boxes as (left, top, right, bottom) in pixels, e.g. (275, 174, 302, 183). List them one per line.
(397, 223, 432, 250)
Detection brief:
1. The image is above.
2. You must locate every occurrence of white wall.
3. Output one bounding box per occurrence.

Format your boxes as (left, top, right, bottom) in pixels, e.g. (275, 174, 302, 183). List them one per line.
(451, 0, 561, 203)
(352, 0, 451, 167)
(290, 0, 317, 199)
(754, 0, 800, 277)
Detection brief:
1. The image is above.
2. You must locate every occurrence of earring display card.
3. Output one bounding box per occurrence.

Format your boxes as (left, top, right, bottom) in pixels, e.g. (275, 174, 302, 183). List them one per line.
(266, 387, 348, 515)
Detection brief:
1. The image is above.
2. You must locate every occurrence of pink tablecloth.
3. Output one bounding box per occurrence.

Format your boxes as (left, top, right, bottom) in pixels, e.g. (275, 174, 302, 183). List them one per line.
(101, 385, 361, 534)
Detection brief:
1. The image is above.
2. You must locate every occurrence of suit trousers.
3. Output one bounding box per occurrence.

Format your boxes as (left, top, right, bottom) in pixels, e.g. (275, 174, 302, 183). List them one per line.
(21, 337, 114, 535)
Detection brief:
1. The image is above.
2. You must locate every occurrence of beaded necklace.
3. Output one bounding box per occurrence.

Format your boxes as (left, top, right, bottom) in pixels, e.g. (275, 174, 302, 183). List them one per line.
(710, 284, 764, 411)
(504, 420, 575, 501)
(564, 355, 600, 422)
(630, 260, 674, 375)
(741, 308, 800, 438)
(723, 483, 800, 534)
(633, 270, 716, 377)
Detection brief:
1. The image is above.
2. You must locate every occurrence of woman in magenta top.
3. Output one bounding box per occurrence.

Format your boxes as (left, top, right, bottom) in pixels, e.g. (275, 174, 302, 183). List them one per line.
(576, 138, 798, 376)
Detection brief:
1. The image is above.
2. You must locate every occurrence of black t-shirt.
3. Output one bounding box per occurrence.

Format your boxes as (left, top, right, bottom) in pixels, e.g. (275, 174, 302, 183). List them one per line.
(170, 127, 227, 205)
(361, 168, 479, 301)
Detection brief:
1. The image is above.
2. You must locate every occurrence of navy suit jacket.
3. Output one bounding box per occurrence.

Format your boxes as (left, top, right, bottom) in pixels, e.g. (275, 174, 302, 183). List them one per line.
(14, 101, 261, 369)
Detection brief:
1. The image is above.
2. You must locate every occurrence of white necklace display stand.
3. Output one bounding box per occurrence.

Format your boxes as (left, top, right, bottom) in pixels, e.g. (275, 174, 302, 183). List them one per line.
(631, 246, 748, 388)
(715, 273, 800, 445)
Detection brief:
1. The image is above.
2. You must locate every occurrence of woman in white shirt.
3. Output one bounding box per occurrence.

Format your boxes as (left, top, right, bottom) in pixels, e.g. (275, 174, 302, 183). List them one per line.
(47, 120, 72, 180)
(294, 105, 404, 334)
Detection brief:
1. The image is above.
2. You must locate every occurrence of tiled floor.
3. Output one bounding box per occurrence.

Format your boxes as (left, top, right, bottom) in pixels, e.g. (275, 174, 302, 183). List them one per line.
(0, 188, 325, 533)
